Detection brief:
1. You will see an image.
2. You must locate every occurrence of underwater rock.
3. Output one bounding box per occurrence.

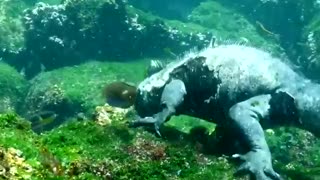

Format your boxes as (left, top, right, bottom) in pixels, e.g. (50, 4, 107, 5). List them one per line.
(94, 103, 132, 126)
(22, 2, 71, 73)
(38, 116, 238, 179)
(23, 61, 145, 132)
(130, 0, 284, 56)
(0, 0, 27, 59)
(266, 127, 320, 180)
(19, 0, 212, 78)
(0, 147, 33, 179)
(0, 62, 28, 114)
(128, 0, 203, 21)
(300, 15, 320, 80)
(0, 113, 39, 178)
(188, 0, 284, 55)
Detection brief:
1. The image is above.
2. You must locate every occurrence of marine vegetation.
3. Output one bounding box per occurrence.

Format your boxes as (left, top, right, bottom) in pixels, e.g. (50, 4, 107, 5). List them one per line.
(0, 0, 320, 179)
(0, 110, 240, 179)
(0, 103, 320, 179)
(0, 62, 28, 114)
(0, 0, 27, 58)
(22, 60, 146, 131)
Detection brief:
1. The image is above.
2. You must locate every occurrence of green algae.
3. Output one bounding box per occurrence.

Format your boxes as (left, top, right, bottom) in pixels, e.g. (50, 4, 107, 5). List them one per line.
(0, 112, 236, 179)
(0, 108, 236, 179)
(188, 1, 283, 55)
(1, 109, 320, 179)
(166, 115, 216, 134)
(23, 60, 147, 131)
(266, 127, 320, 180)
(0, 0, 27, 53)
(0, 62, 29, 114)
(127, 5, 211, 35)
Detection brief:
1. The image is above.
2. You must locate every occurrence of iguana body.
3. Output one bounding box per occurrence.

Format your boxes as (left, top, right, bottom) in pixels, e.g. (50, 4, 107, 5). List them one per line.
(130, 44, 320, 180)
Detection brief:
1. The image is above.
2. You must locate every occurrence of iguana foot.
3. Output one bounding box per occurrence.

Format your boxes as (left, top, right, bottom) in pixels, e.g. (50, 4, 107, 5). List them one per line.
(129, 116, 162, 136)
(228, 94, 284, 180)
(232, 149, 281, 180)
(129, 79, 186, 137)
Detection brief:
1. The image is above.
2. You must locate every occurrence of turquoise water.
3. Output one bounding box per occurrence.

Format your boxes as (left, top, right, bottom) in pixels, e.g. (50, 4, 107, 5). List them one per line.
(0, 0, 319, 179)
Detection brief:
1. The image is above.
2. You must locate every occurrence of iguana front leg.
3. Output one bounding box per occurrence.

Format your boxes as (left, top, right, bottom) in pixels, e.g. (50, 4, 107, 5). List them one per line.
(228, 94, 281, 180)
(130, 79, 186, 136)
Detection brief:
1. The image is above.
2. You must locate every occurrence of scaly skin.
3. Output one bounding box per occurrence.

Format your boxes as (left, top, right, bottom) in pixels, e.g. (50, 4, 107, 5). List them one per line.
(130, 44, 320, 180)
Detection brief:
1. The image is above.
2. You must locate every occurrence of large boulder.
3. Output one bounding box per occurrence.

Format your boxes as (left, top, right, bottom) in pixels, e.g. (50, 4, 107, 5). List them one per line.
(23, 60, 146, 131)
(0, 0, 62, 77)
(0, 0, 27, 57)
(18, 0, 212, 78)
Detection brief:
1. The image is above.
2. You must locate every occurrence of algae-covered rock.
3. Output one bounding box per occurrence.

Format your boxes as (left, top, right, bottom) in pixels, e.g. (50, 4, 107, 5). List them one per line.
(128, 0, 202, 21)
(130, 0, 284, 56)
(0, 0, 62, 78)
(300, 16, 320, 79)
(0, 62, 28, 114)
(1, 109, 320, 179)
(0, 113, 39, 179)
(188, 0, 284, 55)
(0, 112, 237, 179)
(23, 60, 146, 131)
(266, 127, 320, 179)
(94, 104, 133, 126)
(35, 115, 239, 179)
(20, 0, 212, 78)
(0, 0, 27, 56)
(0, 146, 34, 179)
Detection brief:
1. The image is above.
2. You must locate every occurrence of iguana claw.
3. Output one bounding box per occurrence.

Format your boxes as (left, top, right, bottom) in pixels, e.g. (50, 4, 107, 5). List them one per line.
(129, 115, 162, 136)
(232, 150, 282, 180)
(154, 123, 162, 137)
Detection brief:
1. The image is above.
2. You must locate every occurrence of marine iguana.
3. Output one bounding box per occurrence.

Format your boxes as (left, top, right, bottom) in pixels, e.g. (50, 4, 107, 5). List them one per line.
(106, 44, 320, 180)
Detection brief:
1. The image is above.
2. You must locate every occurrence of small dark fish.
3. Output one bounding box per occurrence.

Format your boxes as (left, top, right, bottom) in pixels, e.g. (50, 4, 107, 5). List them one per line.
(163, 47, 177, 58)
(103, 81, 137, 108)
(29, 110, 58, 132)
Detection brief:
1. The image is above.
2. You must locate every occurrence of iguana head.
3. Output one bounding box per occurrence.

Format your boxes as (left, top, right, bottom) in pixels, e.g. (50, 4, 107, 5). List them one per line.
(134, 84, 165, 118)
(102, 80, 164, 118)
